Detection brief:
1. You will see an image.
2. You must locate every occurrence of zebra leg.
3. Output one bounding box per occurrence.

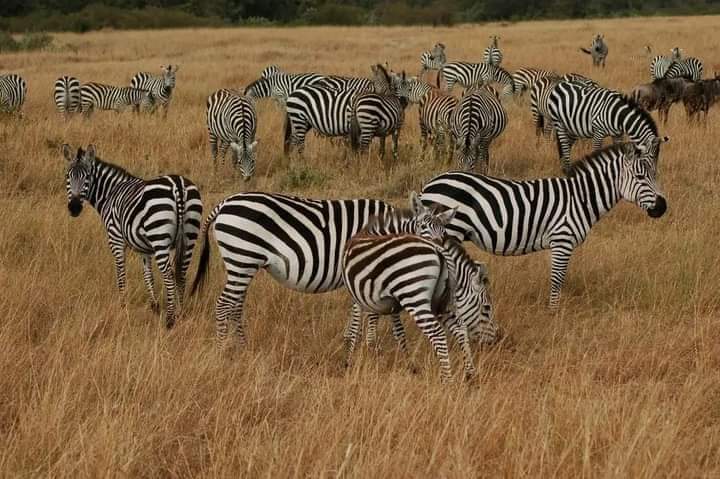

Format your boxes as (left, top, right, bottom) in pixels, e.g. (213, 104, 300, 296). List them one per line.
(554, 130, 575, 175)
(549, 244, 573, 309)
(215, 265, 258, 349)
(389, 313, 417, 374)
(209, 133, 219, 169)
(419, 121, 429, 153)
(366, 312, 379, 350)
(109, 241, 128, 307)
(159, 265, 177, 329)
(391, 129, 399, 163)
(344, 302, 363, 367)
(378, 136, 386, 161)
(404, 305, 451, 382)
(444, 313, 476, 380)
(591, 131, 606, 150)
(141, 255, 160, 314)
(477, 140, 490, 174)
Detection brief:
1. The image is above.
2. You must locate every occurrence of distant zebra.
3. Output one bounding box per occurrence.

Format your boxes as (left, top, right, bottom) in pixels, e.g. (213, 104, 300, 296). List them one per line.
(421, 142, 668, 309)
(130, 65, 178, 117)
(401, 76, 434, 105)
(80, 82, 153, 117)
(343, 235, 496, 381)
(665, 56, 704, 81)
(439, 62, 514, 96)
(244, 71, 324, 106)
(0, 73, 27, 116)
(449, 87, 507, 172)
(190, 192, 456, 348)
(548, 82, 666, 174)
(650, 48, 682, 81)
(530, 74, 597, 138)
(54, 76, 81, 117)
(512, 67, 557, 97)
(580, 34, 608, 68)
(483, 35, 503, 67)
(206, 89, 257, 180)
(63, 144, 203, 327)
(419, 42, 447, 78)
(349, 65, 410, 161)
(419, 89, 459, 159)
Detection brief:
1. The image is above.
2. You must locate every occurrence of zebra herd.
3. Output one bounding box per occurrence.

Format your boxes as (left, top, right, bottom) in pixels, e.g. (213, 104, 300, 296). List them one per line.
(6, 33, 715, 381)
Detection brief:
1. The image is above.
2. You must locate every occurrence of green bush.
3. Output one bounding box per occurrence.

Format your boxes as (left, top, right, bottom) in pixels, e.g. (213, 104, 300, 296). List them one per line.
(304, 4, 367, 26)
(374, 1, 455, 26)
(0, 31, 53, 52)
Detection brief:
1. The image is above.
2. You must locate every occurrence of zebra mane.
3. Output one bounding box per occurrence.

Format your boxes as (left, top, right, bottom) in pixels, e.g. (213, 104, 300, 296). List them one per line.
(566, 143, 630, 175)
(617, 93, 659, 136)
(87, 151, 136, 179)
(243, 76, 267, 95)
(360, 207, 422, 235)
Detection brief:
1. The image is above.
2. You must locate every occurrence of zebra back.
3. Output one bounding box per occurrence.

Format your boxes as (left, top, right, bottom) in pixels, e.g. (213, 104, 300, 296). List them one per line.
(54, 76, 81, 115)
(0, 74, 27, 114)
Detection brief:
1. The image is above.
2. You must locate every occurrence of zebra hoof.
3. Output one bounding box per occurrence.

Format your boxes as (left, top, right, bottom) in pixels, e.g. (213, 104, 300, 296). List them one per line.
(164, 317, 176, 329)
(149, 302, 160, 315)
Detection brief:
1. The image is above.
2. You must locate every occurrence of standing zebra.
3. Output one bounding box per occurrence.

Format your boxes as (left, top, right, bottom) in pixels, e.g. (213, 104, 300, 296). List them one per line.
(530, 74, 597, 138)
(665, 56, 704, 81)
(548, 82, 666, 174)
(419, 43, 447, 79)
(512, 67, 557, 97)
(439, 62, 514, 96)
(54, 76, 81, 117)
(483, 36, 503, 67)
(580, 34, 608, 68)
(190, 192, 457, 348)
(284, 85, 357, 155)
(0, 73, 27, 116)
(244, 71, 324, 106)
(343, 235, 496, 381)
(206, 89, 257, 180)
(419, 89, 459, 160)
(130, 65, 178, 118)
(649, 47, 683, 81)
(63, 144, 203, 327)
(80, 82, 153, 117)
(421, 142, 667, 309)
(449, 87, 507, 172)
(349, 65, 410, 161)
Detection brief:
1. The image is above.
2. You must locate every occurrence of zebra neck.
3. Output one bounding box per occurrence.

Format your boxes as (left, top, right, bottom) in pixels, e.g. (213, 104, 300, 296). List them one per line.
(568, 158, 622, 224)
(87, 162, 138, 210)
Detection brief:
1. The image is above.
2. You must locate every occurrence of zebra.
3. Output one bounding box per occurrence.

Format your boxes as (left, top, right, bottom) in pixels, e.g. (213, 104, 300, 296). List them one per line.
(483, 35, 503, 67)
(0, 73, 27, 116)
(650, 48, 683, 81)
(419, 42, 447, 78)
(261, 65, 280, 78)
(244, 72, 324, 106)
(548, 82, 666, 174)
(130, 64, 178, 117)
(419, 89, 459, 159)
(342, 235, 497, 381)
(530, 74, 597, 138)
(449, 87, 507, 172)
(54, 76, 81, 117)
(403, 76, 435, 105)
(421, 142, 668, 309)
(80, 82, 153, 117)
(284, 84, 358, 155)
(512, 67, 557, 97)
(316, 75, 375, 94)
(63, 144, 203, 328)
(206, 89, 257, 180)
(189, 192, 457, 348)
(665, 56, 704, 81)
(580, 34, 608, 68)
(439, 62, 514, 96)
(349, 65, 410, 161)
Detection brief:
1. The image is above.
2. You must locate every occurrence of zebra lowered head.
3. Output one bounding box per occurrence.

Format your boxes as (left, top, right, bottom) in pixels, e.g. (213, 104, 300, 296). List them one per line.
(64, 144, 94, 217)
(229, 140, 259, 181)
(614, 141, 667, 218)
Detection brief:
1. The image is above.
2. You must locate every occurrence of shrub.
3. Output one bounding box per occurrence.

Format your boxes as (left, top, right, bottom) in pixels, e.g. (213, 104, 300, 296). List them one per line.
(304, 4, 367, 26)
(0, 31, 53, 52)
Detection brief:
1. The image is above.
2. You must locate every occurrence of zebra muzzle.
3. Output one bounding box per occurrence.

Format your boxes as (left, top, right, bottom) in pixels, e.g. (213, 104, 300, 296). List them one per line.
(647, 195, 667, 218)
(68, 198, 83, 217)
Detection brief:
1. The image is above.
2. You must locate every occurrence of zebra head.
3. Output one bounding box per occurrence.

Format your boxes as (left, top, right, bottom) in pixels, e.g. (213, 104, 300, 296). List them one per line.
(244, 77, 272, 100)
(671, 47, 682, 60)
(63, 144, 95, 217)
(230, 140, 258, 181)
(489, 35, 499, 47)
(261, 65, 281, 78)
(619, 142, 667, 218)
(449, 246, 497, 345)
(454, 135, 479, 172)
(370, 63, 393, 95)
(409, 191, 456, 242)
(161, 65, 177, 89)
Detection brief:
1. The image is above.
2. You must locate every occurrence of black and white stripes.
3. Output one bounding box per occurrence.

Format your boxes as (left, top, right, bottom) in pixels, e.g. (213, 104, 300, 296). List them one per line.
(483, 36, 503, 67)
(580, 34, 608, 68)
(439, 62, 514, 96)
(206, 89, 258, 180)
(130, 65, 178, 117)
(54, 76, 81, 117)
(80, 82, 153, 117)
(0, 73, 27, 116)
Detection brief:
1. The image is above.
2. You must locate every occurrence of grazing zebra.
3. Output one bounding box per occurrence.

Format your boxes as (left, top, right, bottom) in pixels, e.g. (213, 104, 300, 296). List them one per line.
(316, 75, 375, 93)
(665, 56, 704, 81)
(439, 62, 514, 96)
(190, 192, 457, 348)
(421, 142, 668, 309)
(530, 74, 597, 138)
(244, 71, 324, 106)
(130, 65, 178, 117)
(449, 87, 507, 172)
(343, 235, 496, 381)
(650, 48, 682, 81)
(0, 73, 27, 116)
(206, 89, 257, 180)
(419, 89, 459, 159)
(483, 35, 503, 67)
(580, 34, 608, 68)
(349, 65, 410, 161)
(512, 67, 557, 97)
(548, 82, 666, 174)
(419, 42, 447, 78)
(284, 85, 357, 155)
(54, 76, 81, 117)
(80, 82, 153, 117)
(63, 144, 203, 327)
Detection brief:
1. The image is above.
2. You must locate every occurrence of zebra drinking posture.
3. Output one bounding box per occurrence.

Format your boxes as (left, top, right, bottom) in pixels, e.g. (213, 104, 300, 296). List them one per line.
(439, 62, 514, 96)
(343, 235, 496, 381)
(421, 142, 667, 309)
(512, 67, 557, 97)
(0, 73, 27, 116)
(80, 82, 153, 117)
(548, 82, 666, 174)
(419, 43, 447, 78)
(580, 34, 608, 68)
(206, 89, 258, 180)
(449, 87, 507, 172)
(54, 76, 81, 117)
(63, 144, 203, 327)
(130, 65, 178, 117)
(483, 36, 503, 67)
(190, 192, 456, 348)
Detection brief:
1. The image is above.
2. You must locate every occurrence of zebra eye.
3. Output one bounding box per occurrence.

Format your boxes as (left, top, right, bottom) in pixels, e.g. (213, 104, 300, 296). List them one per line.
(634, 174, 645, 180)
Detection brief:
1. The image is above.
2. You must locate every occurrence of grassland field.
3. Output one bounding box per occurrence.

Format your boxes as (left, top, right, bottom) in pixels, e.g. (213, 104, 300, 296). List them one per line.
(0, 16, 719, 477)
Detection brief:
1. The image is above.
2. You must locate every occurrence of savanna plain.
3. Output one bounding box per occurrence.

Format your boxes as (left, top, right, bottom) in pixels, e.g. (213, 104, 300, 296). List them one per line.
(1, 16, 719, 478)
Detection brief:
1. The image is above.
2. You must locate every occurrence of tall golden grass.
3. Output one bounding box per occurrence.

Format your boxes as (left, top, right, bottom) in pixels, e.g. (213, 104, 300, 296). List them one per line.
(1, 16, 719, 477)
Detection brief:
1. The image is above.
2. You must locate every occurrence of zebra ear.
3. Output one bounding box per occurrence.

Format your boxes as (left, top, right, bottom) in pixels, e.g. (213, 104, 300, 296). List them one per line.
(62, 144, 74, 162)
(85, 144, 96, 162)
(409, 191, 425, 214)
(230, 142, 243, 153)
(248, 140, 258, 150)
(437, 206, 457, 225)
(474, 261, 489, 279)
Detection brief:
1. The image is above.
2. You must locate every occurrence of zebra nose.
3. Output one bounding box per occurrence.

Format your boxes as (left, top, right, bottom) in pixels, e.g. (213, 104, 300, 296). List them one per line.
(68, 198, 83, 217)
(647, 195, 667, 218)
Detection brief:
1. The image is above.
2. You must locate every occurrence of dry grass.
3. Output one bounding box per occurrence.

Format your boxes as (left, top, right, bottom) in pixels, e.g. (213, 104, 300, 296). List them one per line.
(1, 16, 720, 477)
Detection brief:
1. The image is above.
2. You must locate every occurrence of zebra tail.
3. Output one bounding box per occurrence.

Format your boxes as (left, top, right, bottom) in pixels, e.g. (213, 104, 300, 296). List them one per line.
(173, 180, 186, 287)
(190, 203, 222, 295)
(580, 48, 592, 55)
(349, 108, 361, 152)
(283, 108, 292, 155)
